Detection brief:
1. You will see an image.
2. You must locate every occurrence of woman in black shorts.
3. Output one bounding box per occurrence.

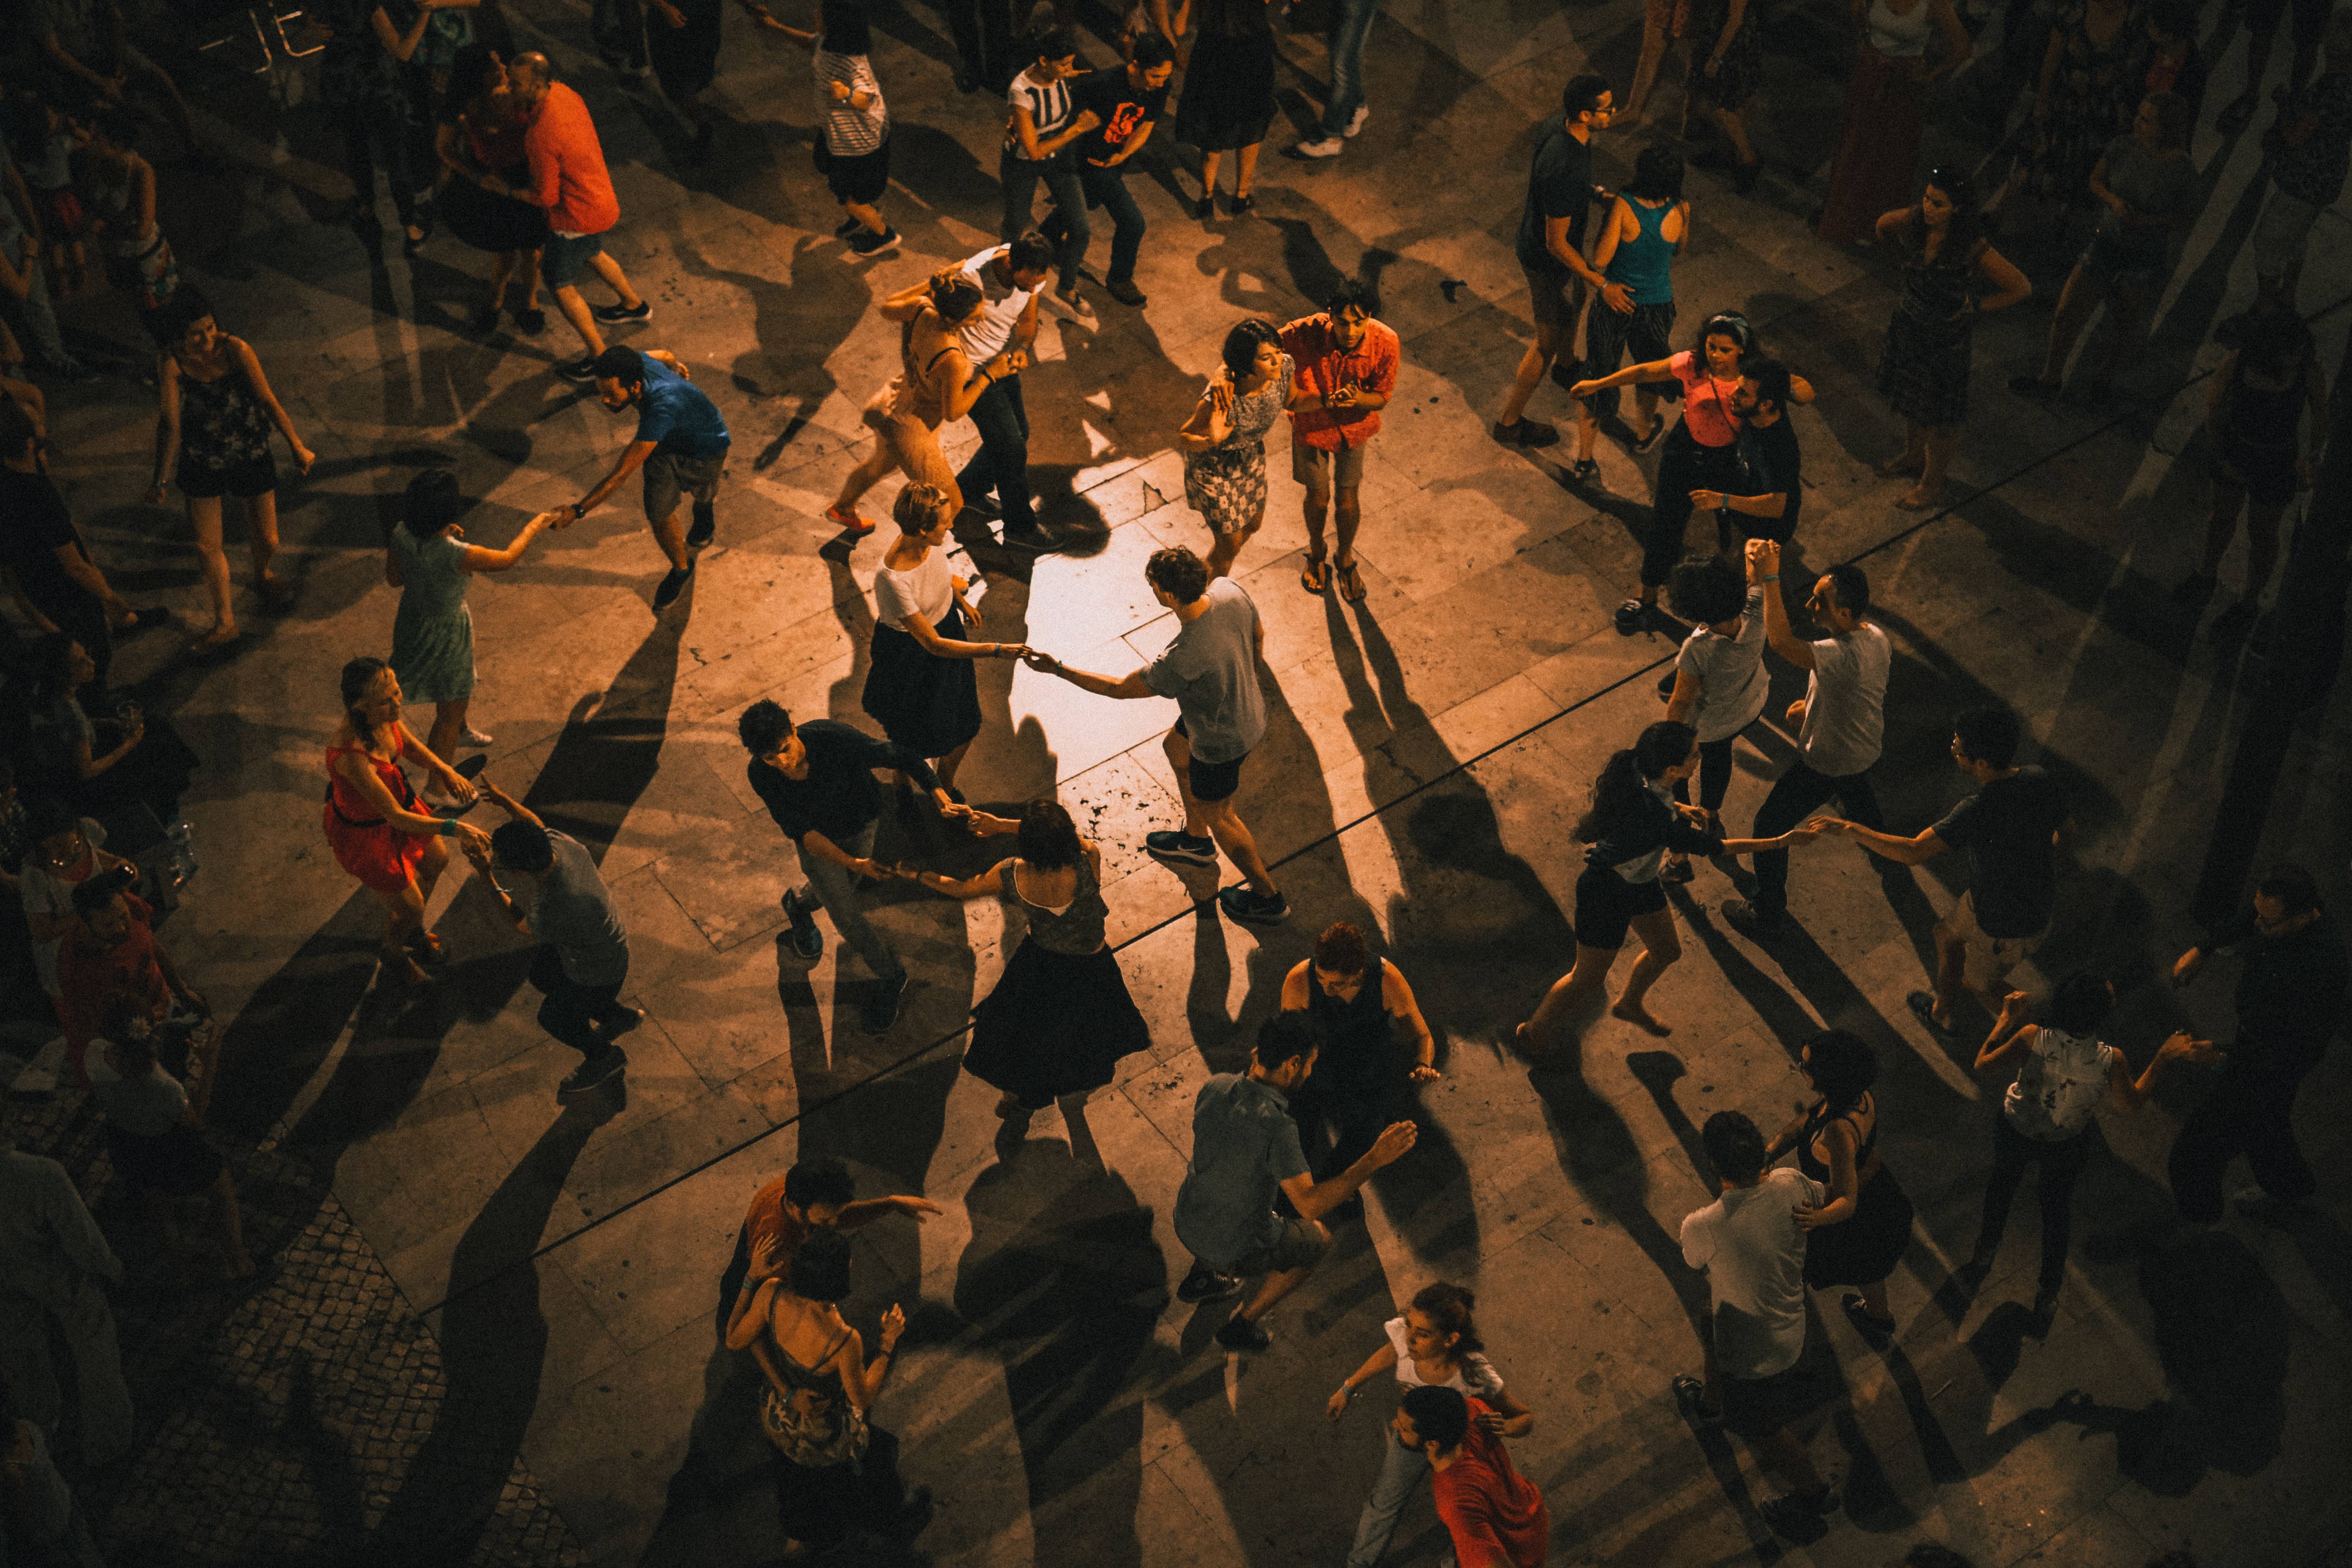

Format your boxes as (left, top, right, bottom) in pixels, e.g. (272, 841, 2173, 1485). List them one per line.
(144, 288, 316, 651)
(2181, 293, 2327, 637)
(1518, 720, 1822, 1049)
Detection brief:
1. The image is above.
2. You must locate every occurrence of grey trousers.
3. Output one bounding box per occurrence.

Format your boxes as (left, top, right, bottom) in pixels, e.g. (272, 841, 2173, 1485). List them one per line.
(795, 818, 902, 981)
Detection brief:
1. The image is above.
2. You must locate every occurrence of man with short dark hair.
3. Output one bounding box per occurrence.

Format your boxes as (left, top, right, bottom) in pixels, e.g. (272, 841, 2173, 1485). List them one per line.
(560, 344, 731, 610)
(717, 1154, 942, 1323)
(1394, 1383, 1551, 1566)
(464, 779, 639, 1101)
(1281, 281, 1399, 604)
(1024, 546, 1285, 924)
(58, 870, 205, 1068)
(1049, 35, 1175, 308)
(1173, 1013, 1417, 1349)
(1494, 75, 1614, 450)
(953, 234, 1054, 549)
(1825, 706, 2074, 1030)
(1686, 356, 1802, 552)
(738, 699, 956, 1032)
(0, 400, 162, 695)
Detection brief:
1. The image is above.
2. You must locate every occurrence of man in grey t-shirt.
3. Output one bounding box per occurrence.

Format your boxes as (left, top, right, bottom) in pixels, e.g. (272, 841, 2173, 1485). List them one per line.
(467, 780, 642, 1102)
(1026, 546, 1287, 926)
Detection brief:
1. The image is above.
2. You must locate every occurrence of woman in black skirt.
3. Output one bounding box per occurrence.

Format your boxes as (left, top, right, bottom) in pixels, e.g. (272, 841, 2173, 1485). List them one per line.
(1766, 1028, 1915, 1342)
(84, 999, 254, 1278)
(1871, 168, 2031, 512)
(859, 483, 1021, 800)
(433, 45, 550, 334)
(1173, 0, 1277, 216)
(900, 799, 1151, 1122)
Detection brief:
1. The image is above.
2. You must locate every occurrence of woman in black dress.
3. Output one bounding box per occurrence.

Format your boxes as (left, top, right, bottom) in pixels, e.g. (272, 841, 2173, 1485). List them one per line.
(1172, 0, 1276, 216)
(1765, 1028, 1915, 1341)
(1872, 169, 2031, 511)
(900, 799, 1151, 1122)
(432, 45, 549, 334)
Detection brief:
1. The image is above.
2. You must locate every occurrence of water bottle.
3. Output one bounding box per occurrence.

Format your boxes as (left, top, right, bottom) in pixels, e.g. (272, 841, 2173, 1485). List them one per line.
(166, 819, 199, 882)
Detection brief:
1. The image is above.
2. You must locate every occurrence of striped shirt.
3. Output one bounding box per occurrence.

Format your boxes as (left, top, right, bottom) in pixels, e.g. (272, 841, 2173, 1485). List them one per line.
(816, 49, 888, 156)
(1005, 65, 1076, 159)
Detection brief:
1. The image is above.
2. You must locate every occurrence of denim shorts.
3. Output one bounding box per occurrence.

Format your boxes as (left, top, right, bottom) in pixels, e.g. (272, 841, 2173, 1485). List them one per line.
(541, 230, 606, 289)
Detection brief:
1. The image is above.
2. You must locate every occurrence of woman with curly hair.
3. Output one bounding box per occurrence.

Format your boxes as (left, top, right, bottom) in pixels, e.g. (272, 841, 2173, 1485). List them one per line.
(1764, 1028, 1915, 1339)
(1177, 317, 1293, 579)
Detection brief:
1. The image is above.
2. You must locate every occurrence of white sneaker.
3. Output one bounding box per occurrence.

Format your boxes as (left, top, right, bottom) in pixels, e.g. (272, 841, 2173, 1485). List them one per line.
(460, 726, 495, 746)
(1344, 105, 1370, 137)
(1292, 135, 1345, 159)
(1040, 290, 1096, 326)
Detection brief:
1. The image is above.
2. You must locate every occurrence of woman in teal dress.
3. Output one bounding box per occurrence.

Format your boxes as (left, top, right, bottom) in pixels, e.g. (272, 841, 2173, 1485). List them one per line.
(385, 469, 554, 803)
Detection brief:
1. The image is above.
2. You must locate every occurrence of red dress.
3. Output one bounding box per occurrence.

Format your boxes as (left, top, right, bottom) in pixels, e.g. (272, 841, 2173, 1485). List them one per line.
(322, 736, 428, 895)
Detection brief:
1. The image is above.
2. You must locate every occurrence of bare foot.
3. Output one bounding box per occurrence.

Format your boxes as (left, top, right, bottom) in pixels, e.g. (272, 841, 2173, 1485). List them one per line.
(195, 623, 240, 650)
(1876, 455, 1924, 478)
(1895, 485, 1940, 511)
(1610, 1000, 1673, 1037)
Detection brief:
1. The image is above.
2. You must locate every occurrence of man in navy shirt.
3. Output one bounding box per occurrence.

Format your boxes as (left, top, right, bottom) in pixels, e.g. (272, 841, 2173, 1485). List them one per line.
(564, 344, 733, 610)
(1043, 34, 1174, 307)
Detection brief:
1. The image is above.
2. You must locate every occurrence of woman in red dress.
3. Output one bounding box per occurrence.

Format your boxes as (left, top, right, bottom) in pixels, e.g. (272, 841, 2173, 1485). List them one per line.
(1815, 0, 1972, 245)
(325, 656, 489, 984)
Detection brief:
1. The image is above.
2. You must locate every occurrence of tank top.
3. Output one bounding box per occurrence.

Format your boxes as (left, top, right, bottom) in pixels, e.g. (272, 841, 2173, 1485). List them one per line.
(1307, 962, 1391, 1093)
(324, 737, 414, 828)
(177, 359, 274, 469)
(1000, 856, 1107, 954)
(883, 317, 959, 428)
(772, 1326, 852, 1406)
(1605, 199, 1677, 307)
(1867, 0, 1932, 57)
(1795, 1097, 1877, 1184)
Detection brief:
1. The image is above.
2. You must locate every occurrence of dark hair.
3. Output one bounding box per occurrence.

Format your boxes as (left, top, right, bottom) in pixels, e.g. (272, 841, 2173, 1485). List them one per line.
(146, 283, 216, 349)
(1031, 23, 1078, 60)
(2047, 971, 2115, 1034)
(1006, 232, 1056, 276)
(1804, 1028, 1878, 1110)
(1627, 144, 1684, 203)
(0, 397, 36, 461)
(790, 1228, 855, 1303)
(738, 699, 795, 757)
(2239, 298, 2312, 373)
(1313, 920, 1370, 976)
(1562, 73, 1611, 120)
(1400, 1384, 1470, 1451)
(1741, 355, 1793, 417)
(447, 42, 503, 112)
(1952, 706, 2022, 769)
(2254, 862, 2321, 915)
(1253, 1011, 1318, 1073)
(819, 0, 873, 53)
(2143, 90, 2190, 150)
(1697, 310, 1754, 359)
(1131, 31, 1175, 67)
(1668, 557, 1747, 625)
(1325, 278, 1376, 319)
(1016, 798, 1084, 868)
(1407, 1281, 1485, 1357)
(592, 345, 645, 386)
(491, 820, 554, 874)
(1822, 563, 1871, 618)
(72, 864, 138, 915)
(402, 468, 463, 542)
(925, 269, 985, 323)
(27, 795, 81, 844)
(340, 656, 393, 742)
(1144, 546, 1211, 604)
(1915, 165, 1989, 252)
(1702, 1111, 1769, 1185)
(784, 1154, 857, 1210)
(1220, 317, 1281, 380)
(1573, 722, 1697, 842)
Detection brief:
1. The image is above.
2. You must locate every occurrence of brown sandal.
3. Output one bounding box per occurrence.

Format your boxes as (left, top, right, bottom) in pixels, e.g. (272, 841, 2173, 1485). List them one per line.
(1335, 558, 1366, 603)
(1300, 554, 1328, 594)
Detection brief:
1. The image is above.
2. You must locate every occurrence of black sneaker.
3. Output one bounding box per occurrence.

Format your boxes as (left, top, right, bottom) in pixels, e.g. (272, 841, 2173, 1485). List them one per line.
(599, 1008, 646, 1041)
(592, 299, 652, 325)
(1145, 830, 1218, 866)
(1548, 356, 1587, 394)
(1104, 277, 1147, 307)
(835, 215, 862, 238)
(1215, 1314, 1272, 1351)
(653, 563, 694, 610)
(515, 308, 547, 336)
(999, 522, 1060, 552)
(861, 970, 910, 1033)
(780, 889, 823, 959)
(847, 226, 900, 256)
(1758, 1486, 1837, 1542)
(470, 301, 503, 335)
(1718, 897, 1784, 939)
(557, 1047, 628, 1102)
(1217, 886, 1290, 926)
(1614, 599, 1653, 636)
(1176, 1265, 1243, 1303)
(555, 355, 600, 383)
(686, 503, 716, 549)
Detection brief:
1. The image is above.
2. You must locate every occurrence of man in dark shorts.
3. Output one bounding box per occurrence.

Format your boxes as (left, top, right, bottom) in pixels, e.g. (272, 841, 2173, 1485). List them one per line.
(497, 53, 652, 381)
(563, 345, 731, 611)
(1685, 356, 1802, 554)
(1494, 73, 1614, 449)
(0, 400, 162, 694)
(1024, 546, 1286, 925)
(1047, 33, 1175, 307)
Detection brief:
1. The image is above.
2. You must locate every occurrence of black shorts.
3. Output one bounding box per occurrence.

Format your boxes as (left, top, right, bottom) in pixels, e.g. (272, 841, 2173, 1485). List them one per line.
(177, 454, 278, 499)
(2212, 429, 2300, 507)
(1572, 864, 1668, 950)
(1719, 1354, 1829, 1441)
(1172, 719, 1246, 803)
(817, 137, 891, 206)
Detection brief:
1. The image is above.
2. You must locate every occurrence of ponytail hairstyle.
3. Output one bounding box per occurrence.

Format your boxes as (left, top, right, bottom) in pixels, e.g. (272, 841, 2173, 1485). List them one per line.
(1572, 721, 1696, 842)
(1408, 1281, 1485, 1358)
(341, 656, 394, 743)
(893, 481, 954, 537)
(926, 268, 985, 324)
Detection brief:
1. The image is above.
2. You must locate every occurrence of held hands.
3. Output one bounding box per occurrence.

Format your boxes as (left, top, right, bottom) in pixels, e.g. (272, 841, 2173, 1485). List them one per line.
(1021, 648, 1063, 675)
(460, 832, 495, 873)
(1747, 537, 1780, 575)
(2157, 1031, 2222, 1066)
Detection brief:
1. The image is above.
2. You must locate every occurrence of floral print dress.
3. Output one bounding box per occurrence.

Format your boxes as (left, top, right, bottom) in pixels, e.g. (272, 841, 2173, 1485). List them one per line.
(1183, 354, 1293, 535)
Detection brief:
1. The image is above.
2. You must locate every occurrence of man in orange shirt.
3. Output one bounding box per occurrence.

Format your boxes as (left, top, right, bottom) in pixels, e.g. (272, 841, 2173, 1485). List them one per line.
(713, 1154, 942, 1329)
(1399, 1386, 1550, 1567)
(1278, 279, 1399, 607)
(491, 53, 652, 382)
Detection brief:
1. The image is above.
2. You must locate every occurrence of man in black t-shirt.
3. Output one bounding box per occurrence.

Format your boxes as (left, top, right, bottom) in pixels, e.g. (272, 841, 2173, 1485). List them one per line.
(1042, 35, 1174, 308)
(0, 402, 160, 694)
(1495, 74, 1613, 450)
(1688, 357, 1802, 553)
(1826, 706, 2074, 1030)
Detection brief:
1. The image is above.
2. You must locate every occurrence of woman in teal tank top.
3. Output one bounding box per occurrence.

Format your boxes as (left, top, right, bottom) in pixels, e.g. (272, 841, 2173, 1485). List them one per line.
(1575, 146, 1690, 480)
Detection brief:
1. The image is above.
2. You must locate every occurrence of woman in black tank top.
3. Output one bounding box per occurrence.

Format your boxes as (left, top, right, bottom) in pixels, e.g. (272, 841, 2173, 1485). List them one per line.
(1763, 1029, 1915, 1338)
(1279, 921, 1438, 1178)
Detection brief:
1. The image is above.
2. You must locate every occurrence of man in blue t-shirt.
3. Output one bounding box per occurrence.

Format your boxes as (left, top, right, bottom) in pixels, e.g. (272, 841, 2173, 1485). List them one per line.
(562, 344, 733, 611)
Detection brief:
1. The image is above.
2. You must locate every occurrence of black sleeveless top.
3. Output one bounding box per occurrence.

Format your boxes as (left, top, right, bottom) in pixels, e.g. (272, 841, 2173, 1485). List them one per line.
(1795, 1096, 1876, 1183)
(1307, 963, 1390, 1095)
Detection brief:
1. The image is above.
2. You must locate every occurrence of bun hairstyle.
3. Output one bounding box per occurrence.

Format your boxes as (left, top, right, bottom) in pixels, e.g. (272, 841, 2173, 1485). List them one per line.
(893, 482, 954, 535)
(926, 269, 985, 323)
(1408, 1281, 1485, 1357)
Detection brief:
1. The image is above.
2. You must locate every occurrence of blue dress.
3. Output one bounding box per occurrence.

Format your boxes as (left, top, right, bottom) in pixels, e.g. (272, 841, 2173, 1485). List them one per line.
(389, 528, 474, 704)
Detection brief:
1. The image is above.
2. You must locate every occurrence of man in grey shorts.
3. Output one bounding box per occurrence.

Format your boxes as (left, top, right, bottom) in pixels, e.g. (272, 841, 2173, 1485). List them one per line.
(1172, 1013, 1417, 1351)
(1279, 281, 1399, 604)
(561, 345, 732, 612)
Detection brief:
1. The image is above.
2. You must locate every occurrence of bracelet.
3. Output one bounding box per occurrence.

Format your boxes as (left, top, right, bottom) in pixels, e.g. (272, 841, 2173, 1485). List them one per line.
(437, 818, 457, 838)
(1337, 1384, 1356, 1401)
(1763, 573, 1779, 581)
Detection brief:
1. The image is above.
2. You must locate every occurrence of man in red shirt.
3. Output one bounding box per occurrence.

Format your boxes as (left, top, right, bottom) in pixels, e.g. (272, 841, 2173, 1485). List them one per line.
(1278, 280, 1400, 607)
(57, 870, 207, 1075)
(1399, 1385, 1550, 1567)
(491, 53, 652, 383)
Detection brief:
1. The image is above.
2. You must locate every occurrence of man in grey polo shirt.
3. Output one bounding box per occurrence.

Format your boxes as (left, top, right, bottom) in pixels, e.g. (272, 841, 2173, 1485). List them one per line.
(1025, 545, 1286, 925)
(1173, 1013, 1417, 1350)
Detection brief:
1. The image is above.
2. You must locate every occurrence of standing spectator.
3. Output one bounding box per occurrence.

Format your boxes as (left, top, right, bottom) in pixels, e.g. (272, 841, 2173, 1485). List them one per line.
(0, 1126, 130, 1468)
(2014, 0, 2144, 234)
(316, 0, 447, 256)
(83, 998, 255, 1280)
(1495, 76, 1614, 450)
(738, 700, 949, 1032)
(1676, 1111, 1840, 1541)
(1765, 1029, 1915, 1341)
(1281, 281, 1399, 604)
(861, 484, 1021, 799)
(1289, 0, 1381, 159)
(1281, 920, 1439, 1179)
(466, 780, 642, 1102)
(29, 0, 198, 151)
(1001, 27, 1096, 321)
(1965, 978, 2212, 1312)
(645, 0, 724, 158)
(1330, 1282, 1534, 1568)
(1022, 546, 1287, 925)
(1658, 555, 1768, 882)
(1627, 0, 1697, 125)
(1179, 317, 1293, 580)
(951, 234, 1056, 549)
(2179, 295, 2328, 635)
(746, 0, 898, 255)
(1873, 169, 2032, 511)
(2247, 11, 2352, 310)
(564, 344, 731, 612)
(75, 107, 182, 321)
(1721, 542, 1891, 939)
(1171, 1013, 1417, 1349)
(0, 132, 81, 380)
(1395, 1385, 1552, 1566)
(0, 399, 162, 696)
(941, 0, 1016, 93)
(145, 288, 317, 650)
(1570, 144, 1688, 480)
(2139, 0, 2208, 122)
(1816, 0, 1972, 245)
(1047, 34, 1174, 308)
(56, 869, 207, 1072)
(1174, 0, 1279, 218)
(1686, 0, 1766, 193)
(592, 0, 649, 76)
(828, 270, 1014, 533)
(434, 45, 549, 336)
(385, 469, 556, 788)
(2167, 864, 2347, 1223)
(1826, 706, 2073, 1032)
(493, 52, 652, 383)
(2011, 93, 2194, 401)
(2211, 0, 2330, 135)
(3, 100, 86, 299)
(899, 799, 1152, 1122)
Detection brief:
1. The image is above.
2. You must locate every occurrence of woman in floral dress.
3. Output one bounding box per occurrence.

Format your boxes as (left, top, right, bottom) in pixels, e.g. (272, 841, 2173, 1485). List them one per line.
(2022, 0, 2145, 220)
(1178, 318, 1294, 580)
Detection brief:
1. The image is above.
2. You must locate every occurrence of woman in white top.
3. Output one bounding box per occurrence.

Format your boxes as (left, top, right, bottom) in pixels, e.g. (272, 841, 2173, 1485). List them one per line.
(1968, 974, 2211, 1311)
(1660, 556, 1768, 882)
(1328, 1281, 1534, 1568)
(85, 998, 253, 1278)
(858, 483, 1024, 799)
(1815, 0, 1970, 245)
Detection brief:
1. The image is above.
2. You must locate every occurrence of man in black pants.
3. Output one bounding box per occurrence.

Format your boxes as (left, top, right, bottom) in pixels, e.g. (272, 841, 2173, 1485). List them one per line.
(953, 233, 1054, 549)
(2167, 864, 2347, 1222)
(1691, 356, 1802, 555)
(0, 401, 162, 693)
(941, 0, 1014, 93)
(1045, 33, 1175, 308)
